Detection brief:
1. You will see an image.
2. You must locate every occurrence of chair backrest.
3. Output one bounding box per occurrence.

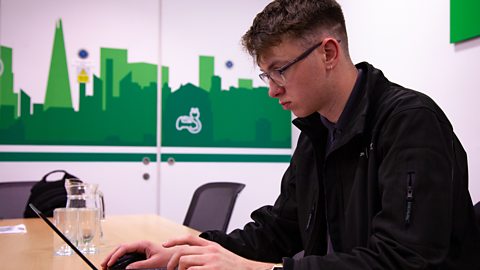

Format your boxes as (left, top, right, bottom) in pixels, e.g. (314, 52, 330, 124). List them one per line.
(0, 181, 37, 219)
(183, 182, 245, 233)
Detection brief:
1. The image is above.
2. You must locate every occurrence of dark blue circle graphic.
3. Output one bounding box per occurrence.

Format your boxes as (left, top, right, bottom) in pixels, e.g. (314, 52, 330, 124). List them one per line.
(225, 60, 234, 69)
(78, 49, 89, 59)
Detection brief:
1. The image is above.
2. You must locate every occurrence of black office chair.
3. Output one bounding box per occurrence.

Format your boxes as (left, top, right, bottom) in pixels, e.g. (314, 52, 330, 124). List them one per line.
(183, 182, 245, 233)
(0, 181, 37, 219)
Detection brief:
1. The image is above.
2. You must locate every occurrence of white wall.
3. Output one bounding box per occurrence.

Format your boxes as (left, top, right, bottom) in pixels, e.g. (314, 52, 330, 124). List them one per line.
(333, 0, 480, 203)
(292, 0, 480, 202)
(0, 161, 158, 215)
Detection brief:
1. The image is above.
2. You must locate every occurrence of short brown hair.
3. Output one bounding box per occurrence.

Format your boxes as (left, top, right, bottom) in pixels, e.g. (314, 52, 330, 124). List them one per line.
(242, 0, 348, 63)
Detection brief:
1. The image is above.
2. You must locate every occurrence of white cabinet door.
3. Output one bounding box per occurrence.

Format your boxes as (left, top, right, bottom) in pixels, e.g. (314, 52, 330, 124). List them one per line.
(0, 159, 159, 215)
(159, 161, 288, 233)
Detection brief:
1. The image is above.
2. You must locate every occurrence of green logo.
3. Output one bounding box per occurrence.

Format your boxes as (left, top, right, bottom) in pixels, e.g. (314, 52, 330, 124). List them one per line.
(176, 107, 202, 134)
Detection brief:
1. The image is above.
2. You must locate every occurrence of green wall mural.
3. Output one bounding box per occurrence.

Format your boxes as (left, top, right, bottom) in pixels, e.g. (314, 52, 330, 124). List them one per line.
(450, 0, 480, 43)
(161, 57, 291, 149)
(0, 18, 291, 150)
(0, 19, 158, 146)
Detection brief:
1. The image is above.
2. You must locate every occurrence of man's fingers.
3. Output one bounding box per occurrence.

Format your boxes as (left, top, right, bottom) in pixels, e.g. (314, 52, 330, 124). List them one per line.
(101, 245, 119, 268)
(125, 257, 158, 270)
(163, 235, 210, 248)
(167, 245, 209, 270)
(101, 245, 127, 268)
(163, 237, 220, 270)
(101, 241, 150, 268)
(177, 254, 208, 270)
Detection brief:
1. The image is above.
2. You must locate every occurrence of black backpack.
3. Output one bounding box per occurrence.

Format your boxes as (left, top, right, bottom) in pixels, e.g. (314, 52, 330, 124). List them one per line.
(23, 170, 81, 218)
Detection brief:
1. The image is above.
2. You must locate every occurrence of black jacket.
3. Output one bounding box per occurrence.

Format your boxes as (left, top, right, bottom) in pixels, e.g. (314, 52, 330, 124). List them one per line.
(201, 62, 480, 269)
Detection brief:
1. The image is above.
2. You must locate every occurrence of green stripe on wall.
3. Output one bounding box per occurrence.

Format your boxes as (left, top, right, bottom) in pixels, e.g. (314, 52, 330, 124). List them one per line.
(0, 152, 156, 162)
(161, 153, 291, 163)
(0, 152, 290, 162)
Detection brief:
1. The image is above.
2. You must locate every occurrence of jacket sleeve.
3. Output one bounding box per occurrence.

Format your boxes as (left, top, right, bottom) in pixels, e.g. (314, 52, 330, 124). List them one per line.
(287, 105, 462, 269)
(200, 160, 304, 262)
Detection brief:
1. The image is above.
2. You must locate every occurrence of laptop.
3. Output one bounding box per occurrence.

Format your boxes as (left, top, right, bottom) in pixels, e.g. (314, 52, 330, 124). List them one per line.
(29, 203, 166, 270)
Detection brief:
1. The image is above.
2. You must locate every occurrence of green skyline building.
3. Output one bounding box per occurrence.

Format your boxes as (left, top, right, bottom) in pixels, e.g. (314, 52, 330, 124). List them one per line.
(0, 46, 18, 130)
(238, 78, 253, 89)
(20, 90, 31, 118)
(161, 66, 169, 87)
(44, 19, 73, 111)
(100, 48, 128, 110)
(99, 48, 157, 111)
(199, 55, 214, 91)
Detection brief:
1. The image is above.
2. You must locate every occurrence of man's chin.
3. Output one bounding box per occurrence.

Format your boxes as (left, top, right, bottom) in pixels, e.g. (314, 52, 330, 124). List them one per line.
(292, 110, 312, 118)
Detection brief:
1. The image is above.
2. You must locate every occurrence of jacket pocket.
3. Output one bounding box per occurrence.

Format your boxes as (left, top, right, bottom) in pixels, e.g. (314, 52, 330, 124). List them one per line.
(405, 172, 415, 227)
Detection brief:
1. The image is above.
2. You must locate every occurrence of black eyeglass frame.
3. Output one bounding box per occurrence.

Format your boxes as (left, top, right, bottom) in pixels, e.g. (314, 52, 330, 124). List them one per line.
(259, 41, 323, 86)
(259, 39, 341, 87)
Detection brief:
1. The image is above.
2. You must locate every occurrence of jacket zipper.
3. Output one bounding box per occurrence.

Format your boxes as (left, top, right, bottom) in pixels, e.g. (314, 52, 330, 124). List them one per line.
(405, 172, 415, 226)
(305, 204, 315, 231)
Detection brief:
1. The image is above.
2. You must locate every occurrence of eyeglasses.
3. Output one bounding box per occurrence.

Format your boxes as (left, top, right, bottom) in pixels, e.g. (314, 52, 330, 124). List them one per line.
(259, 41, 323, 87)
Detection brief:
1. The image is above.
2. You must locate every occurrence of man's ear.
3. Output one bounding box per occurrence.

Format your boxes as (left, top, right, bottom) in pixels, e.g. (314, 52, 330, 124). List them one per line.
(323, 38, 340, 69)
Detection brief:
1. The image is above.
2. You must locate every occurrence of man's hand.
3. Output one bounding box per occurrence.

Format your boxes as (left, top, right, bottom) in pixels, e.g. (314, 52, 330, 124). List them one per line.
(101, 240, 176, 269)
(163, 235, 276, 270)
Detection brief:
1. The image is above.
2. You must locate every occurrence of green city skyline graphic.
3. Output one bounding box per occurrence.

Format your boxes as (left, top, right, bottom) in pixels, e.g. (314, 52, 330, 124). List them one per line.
(0, 19, 291, 149)
(0, 19, 157, 146)
(161, 56, 291, 148)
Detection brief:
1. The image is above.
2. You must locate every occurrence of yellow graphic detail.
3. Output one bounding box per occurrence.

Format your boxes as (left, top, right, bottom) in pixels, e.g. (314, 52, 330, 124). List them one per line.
(77, 69, 89, 83)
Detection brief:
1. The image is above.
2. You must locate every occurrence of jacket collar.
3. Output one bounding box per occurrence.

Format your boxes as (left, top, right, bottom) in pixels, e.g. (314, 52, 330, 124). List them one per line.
(293, 62, 385, 149)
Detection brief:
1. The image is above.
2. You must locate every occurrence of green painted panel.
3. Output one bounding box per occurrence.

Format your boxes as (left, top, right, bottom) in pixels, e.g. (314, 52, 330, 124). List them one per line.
(451, 0, 480, 43)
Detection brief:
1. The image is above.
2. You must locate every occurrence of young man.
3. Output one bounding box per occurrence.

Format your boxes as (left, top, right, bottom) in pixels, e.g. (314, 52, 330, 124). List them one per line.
(103, 0, 480, 269)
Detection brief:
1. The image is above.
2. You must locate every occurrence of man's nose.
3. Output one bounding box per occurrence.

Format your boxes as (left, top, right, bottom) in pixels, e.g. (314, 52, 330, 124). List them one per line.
(268, 81, 285, 98)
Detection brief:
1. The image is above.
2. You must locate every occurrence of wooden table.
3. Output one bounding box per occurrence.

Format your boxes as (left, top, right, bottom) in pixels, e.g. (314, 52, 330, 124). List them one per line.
(0, 215, 199, 269)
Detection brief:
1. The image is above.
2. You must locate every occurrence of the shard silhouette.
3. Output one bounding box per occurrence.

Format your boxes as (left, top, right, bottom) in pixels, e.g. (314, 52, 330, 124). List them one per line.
(44, 19, 72, 110)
